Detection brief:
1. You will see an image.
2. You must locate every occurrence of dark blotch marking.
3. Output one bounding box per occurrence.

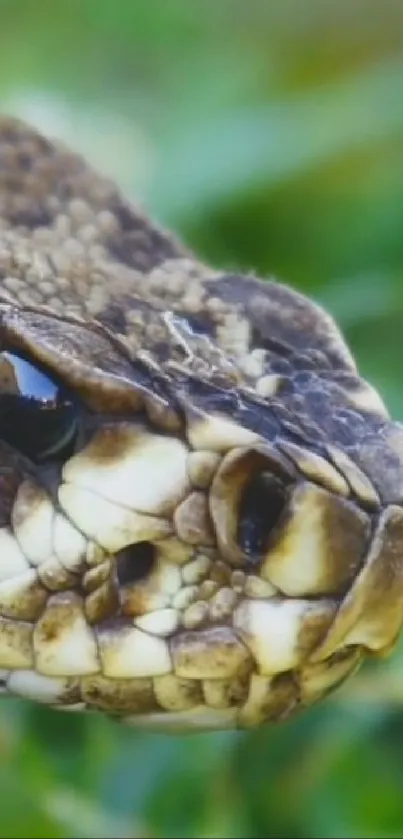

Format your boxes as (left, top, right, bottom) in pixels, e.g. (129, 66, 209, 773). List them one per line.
(16, 152, 33, 172)
(108, 203, 180, 270)
(112, 202, 140, 232)
(0, 467, 21, 527)
(98, 302, 127, 334)
(9, 205, 53, 229)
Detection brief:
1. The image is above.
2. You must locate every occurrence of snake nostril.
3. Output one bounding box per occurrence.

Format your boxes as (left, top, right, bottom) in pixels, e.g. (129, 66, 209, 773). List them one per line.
(115, 541, 156, 586)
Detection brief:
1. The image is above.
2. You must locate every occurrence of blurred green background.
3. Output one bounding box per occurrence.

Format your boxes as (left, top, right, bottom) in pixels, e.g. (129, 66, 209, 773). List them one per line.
(1, 0, 403, 836)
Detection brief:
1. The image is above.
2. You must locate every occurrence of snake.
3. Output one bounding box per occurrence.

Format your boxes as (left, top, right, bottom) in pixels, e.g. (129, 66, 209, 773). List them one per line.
(0, 115, 401, 733)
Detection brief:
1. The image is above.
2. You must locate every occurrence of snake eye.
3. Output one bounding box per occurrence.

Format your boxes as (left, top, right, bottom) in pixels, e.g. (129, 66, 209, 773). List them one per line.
(238, 472, 287, 556)
(0, 351, 78, 462)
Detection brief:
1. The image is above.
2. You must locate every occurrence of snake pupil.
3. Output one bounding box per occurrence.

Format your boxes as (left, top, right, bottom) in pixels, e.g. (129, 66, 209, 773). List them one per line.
(238, 472, 287, 557)
(115, 541, 156, 586)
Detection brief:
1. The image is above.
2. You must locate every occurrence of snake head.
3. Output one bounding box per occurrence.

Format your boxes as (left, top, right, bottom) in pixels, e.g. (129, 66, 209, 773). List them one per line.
(0, 116, 402, 732)
(0, 284, 402, 733)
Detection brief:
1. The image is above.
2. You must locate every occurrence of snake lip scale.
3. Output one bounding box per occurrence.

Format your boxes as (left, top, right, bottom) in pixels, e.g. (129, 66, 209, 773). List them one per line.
(0, 115, 400, 732)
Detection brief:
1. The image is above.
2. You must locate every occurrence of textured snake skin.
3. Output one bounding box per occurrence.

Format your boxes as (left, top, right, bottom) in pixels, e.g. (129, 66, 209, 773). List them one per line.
(0, 116, 401, 731)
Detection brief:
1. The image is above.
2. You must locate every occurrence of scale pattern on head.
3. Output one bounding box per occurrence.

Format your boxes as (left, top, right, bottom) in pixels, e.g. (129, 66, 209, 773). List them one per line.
(0, 116, 401, 731)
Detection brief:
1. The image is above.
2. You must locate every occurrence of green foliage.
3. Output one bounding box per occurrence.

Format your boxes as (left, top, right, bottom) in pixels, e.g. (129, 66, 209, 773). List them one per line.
(1, 1, 403, 835)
